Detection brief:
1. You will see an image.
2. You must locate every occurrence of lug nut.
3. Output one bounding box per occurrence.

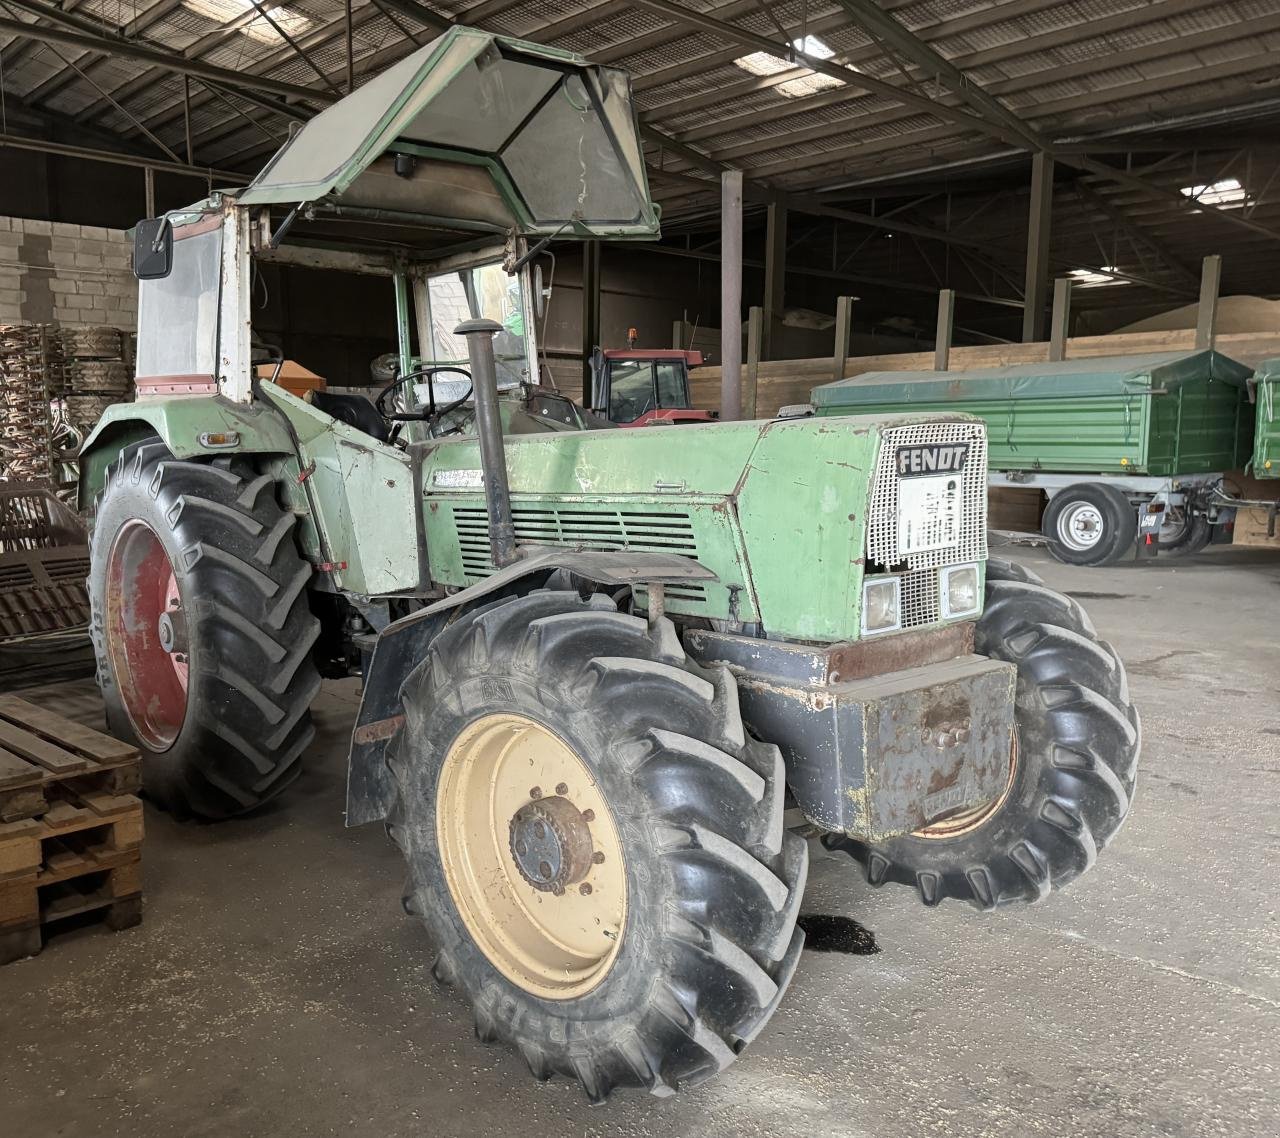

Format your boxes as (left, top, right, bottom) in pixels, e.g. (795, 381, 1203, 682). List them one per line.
(579, 883, 592, 896)
(552, 884, 565, 897)
(515, 842, 528, 856)
(581, 809, 595, 823)
(533, 822, 545, 839)
(592, 851, 605, 864)
(555, 782, 569, 796)
(529, 786, 542, 799)
(538, 861, 552, 879)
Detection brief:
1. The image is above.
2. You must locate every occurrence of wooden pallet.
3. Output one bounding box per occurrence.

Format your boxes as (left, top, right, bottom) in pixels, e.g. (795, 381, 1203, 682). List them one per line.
(0, 694, 140, 823)
(0, 791, 143, 964)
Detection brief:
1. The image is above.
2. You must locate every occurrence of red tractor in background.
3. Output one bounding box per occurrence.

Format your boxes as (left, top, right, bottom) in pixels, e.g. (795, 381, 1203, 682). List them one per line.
(589, 328, 715, 427)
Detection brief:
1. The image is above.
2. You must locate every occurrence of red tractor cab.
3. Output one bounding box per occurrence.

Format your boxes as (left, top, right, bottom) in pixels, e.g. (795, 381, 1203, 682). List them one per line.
(589, 334, 714, 427)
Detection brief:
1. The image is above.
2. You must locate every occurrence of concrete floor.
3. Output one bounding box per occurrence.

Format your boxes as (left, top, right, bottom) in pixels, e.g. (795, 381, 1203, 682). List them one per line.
(2, 545, 1278, 1137)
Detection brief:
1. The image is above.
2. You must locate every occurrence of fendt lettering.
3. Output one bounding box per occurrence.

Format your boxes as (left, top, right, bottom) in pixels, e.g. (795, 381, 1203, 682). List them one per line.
(896, 443, 970, 477)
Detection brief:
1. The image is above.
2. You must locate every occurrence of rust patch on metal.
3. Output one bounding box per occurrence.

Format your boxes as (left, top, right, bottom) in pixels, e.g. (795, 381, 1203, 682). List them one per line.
(353, 714, 405, 745)
(825, 622, 974, 683)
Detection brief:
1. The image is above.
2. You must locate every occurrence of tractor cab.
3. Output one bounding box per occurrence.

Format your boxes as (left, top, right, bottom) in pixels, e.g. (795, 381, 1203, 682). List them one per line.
(588, 334, 714, 427)
(115, 26, 657, 453)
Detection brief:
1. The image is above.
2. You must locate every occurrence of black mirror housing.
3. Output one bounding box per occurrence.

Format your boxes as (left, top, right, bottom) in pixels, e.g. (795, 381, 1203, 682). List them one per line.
(133, 217, 173, 280)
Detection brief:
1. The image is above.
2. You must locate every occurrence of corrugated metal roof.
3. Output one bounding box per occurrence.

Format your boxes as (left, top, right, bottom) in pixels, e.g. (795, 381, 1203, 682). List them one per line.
(2, 0, 1280, 312)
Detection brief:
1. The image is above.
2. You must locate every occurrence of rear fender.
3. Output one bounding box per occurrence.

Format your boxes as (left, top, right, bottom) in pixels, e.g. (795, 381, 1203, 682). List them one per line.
(345, 548, 716, 826)
(77, 396, 294, 508)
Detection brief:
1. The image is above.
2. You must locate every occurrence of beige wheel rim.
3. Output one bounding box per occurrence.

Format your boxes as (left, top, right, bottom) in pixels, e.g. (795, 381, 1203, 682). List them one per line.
(436, 712, 628, 1000)
(913, 733, 1019, 840)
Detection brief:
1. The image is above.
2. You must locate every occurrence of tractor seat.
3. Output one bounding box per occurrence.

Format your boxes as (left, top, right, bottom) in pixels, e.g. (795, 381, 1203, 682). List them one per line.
(307, 390, 391, 442)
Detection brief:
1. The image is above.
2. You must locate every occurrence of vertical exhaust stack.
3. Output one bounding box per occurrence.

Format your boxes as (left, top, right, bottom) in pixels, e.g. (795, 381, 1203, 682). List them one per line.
(455, 318, 518, 567)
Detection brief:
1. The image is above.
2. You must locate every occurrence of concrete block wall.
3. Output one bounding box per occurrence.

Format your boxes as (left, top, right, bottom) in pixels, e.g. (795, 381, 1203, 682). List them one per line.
(0, 215, 136, 329)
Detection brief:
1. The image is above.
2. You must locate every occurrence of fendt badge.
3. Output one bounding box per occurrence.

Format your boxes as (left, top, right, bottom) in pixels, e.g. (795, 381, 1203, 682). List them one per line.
(895, 442, 970, 478)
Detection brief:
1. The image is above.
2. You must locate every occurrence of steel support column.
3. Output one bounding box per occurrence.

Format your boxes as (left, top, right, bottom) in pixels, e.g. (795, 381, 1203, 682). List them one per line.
(763, 191, 786, 358)
(581, 240, 602, 397)
(1022, 152, 1053, 343)
(720, 169, 744, 422)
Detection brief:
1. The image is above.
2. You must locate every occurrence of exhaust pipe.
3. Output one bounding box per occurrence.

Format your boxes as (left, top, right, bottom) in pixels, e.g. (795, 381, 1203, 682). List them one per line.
(455, 318, 518, 567)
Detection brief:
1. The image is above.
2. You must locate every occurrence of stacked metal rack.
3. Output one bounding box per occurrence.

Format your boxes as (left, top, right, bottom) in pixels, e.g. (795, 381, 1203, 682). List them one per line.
(0, 325, 60, 484)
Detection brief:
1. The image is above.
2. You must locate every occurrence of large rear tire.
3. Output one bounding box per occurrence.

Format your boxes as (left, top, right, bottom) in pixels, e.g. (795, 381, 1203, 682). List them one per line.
(88, 440, 321, 818)
(386, 590, 806, 1102)
(830, 558, 1139, 908)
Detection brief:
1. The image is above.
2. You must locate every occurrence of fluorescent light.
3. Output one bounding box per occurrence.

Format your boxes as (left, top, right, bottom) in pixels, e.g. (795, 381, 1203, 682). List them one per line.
(794, 35, 835, 60)
(1180, 178, 1246, 207)
(183, 0, 311, 45)
(733, 36, 846, 98)
(1068, 266, 1125, 287)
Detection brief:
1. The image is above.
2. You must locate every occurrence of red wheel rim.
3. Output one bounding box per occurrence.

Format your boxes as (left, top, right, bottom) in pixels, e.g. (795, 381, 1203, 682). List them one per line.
(105, 519, 189, 750)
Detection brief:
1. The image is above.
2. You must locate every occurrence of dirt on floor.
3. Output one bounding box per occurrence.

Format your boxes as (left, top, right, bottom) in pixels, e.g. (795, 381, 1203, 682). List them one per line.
(1, 545, 1278, 1138)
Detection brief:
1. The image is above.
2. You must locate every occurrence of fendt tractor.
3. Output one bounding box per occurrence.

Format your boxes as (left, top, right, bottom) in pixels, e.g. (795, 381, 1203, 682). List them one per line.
(81, 29, 1139, 1103)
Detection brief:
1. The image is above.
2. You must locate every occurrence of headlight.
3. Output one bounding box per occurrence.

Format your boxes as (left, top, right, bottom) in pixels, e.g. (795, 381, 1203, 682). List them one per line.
(940, 563, 980, 618)
(862, 576, 901, 634)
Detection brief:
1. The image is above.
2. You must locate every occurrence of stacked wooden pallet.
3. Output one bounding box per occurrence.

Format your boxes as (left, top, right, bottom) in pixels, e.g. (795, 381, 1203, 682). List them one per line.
(0, 694, 142, 964)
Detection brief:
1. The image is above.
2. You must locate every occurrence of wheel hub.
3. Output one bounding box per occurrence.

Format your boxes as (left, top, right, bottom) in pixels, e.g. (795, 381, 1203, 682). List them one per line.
(436, 713, 627, 1000)
(509, 796, 594, 894)
(1059, 502, 1105, 551)
(157, 605, 187, 657)
(104, 519, 189, 751)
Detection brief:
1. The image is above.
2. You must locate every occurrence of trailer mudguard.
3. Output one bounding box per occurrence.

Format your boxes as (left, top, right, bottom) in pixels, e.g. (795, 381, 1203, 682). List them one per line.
(344, 548, 717, 826)
(77, 395, 295, 508)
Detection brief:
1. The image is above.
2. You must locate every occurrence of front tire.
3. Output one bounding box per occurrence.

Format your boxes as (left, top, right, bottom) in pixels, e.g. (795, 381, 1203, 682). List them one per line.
(89, 440, 321, 818)
(831, 558, 1139, 909)
(387, 590, 807, 1101)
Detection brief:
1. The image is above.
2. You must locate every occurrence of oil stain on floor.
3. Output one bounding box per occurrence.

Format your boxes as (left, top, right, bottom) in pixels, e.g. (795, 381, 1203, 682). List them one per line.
(797, 914, 881, 955)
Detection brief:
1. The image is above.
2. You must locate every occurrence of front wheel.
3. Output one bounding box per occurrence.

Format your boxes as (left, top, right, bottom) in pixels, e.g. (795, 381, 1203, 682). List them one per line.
(386, 590, 806, 1101)
(830, 558, 1139, 909)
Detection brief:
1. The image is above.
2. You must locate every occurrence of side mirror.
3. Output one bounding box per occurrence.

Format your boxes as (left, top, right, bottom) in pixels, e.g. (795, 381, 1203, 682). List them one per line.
(133, 216, 173, 280)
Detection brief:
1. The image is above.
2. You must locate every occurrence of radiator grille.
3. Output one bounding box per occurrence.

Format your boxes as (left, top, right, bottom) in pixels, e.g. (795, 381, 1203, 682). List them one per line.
(866, 421, 988, 631)
(452, 505, 700, 581)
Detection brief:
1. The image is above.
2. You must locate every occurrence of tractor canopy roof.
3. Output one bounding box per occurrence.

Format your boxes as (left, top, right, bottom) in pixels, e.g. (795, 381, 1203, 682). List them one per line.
(235, 25, 659, 244)
(812, 349, 1253, 408)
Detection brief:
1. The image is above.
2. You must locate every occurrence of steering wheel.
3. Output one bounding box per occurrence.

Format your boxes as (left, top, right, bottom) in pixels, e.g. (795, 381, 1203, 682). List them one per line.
(374, 366, 472, 420)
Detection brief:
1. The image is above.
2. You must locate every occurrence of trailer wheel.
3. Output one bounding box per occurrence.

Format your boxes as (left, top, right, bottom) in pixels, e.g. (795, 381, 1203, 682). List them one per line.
(385, 590, 806, 1102)
(1042, 483, 1136, 566)
(829, 558, 1139, 909)
(88, 439, 321, 818)
(1158, 507, 1212, 556)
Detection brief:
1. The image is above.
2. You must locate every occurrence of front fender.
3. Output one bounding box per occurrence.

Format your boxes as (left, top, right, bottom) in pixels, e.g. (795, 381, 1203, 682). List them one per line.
(78, 396, 295, 508)
(345, 547, 717, 826)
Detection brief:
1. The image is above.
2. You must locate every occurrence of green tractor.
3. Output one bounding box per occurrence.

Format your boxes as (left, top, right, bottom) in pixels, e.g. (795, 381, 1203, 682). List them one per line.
(81, 28, 1139, 1102)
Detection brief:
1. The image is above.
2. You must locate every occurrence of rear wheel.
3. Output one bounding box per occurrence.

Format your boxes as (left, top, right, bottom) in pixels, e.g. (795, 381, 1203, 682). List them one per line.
(88, 440, 321, 818)
(829, 558, 1139, 909)
(387, 590, 806, 1101)
(1042, 483, 1136, 567)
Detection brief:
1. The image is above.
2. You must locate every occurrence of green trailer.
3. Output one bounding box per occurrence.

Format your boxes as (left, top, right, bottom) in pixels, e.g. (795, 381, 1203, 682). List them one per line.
(1252, 357, 1280, 478)
(811, 350, 1255, 566)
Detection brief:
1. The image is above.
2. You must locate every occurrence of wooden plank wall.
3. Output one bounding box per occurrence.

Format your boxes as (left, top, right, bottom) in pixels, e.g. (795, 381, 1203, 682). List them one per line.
(687, 329, 1280, 419)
